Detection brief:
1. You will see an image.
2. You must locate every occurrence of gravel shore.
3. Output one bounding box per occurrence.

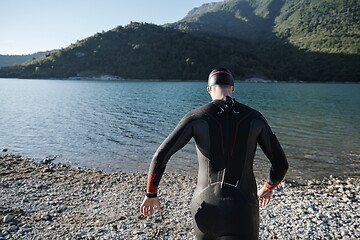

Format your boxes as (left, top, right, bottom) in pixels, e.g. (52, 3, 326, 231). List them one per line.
(1, 154, 359, 239)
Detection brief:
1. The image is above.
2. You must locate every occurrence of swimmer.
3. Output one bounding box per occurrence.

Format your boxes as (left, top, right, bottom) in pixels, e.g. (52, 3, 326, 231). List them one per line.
(140, 68, 289, 239)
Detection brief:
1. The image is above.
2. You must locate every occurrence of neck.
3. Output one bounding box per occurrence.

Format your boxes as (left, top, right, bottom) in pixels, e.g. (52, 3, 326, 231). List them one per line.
(211, 94, 231, 101)
(209, 85, 234, 100)
(211, 91, 232, 101)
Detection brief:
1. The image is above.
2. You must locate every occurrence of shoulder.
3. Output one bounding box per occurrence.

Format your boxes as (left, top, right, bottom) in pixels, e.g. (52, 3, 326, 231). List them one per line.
(180, 102, 214, 121)
(234, 100, 256, 114)
(189, 102, 214, 114)
(234, 100, 268, 123)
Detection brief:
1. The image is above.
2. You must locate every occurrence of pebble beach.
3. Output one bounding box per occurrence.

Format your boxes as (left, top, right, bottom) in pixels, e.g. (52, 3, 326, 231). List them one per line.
(1, 153, 359, 239)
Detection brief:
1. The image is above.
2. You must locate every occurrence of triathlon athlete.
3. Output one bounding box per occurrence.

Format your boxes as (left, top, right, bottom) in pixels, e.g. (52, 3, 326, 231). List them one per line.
(140, 68, 289, 239)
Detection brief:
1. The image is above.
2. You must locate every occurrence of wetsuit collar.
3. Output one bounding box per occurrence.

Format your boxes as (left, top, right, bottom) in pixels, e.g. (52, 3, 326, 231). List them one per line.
(212, 96, 235, 113)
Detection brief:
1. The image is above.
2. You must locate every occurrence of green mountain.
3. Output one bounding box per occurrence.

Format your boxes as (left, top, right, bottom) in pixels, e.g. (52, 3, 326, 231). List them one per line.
(171, 0, 360, 54)
(170, 0, 360, 82)
(0, 0, 359, 82)
(0, 23, 276, 80)
(275, 0, 359, 54)
(0, 51, 52, 68)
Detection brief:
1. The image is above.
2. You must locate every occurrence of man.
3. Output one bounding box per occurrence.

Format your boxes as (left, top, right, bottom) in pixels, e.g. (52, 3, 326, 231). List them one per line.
(140, 68, 288, 239)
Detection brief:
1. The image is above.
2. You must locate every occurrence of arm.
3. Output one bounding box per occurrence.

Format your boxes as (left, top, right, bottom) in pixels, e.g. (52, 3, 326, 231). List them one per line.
(140, 116, 193, 216)
(257, 121, 288, 206)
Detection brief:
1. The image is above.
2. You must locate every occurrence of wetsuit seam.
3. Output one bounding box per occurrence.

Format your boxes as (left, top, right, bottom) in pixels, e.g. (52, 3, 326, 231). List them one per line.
(239, 119, 256, 188)
(207, 158, 211, 186)
(162, 124, 193, 164)
(196, 182, 212, 197)
(196, 180, 228, 198)
(221, 169, 226, 186)
(196, 109, 225, 154)
(179, 112, 198, 124)
(259, 125, 274, 161)
(230, 111, 254, 156)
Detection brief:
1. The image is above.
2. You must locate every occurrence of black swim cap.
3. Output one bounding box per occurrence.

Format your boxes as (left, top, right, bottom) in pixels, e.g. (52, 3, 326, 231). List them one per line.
(208, 68, 234, 86)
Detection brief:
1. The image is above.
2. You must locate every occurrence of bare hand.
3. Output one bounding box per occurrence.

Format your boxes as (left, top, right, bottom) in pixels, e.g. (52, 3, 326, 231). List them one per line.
(257, 186, 273, 207)
(140, 196, 161, 216)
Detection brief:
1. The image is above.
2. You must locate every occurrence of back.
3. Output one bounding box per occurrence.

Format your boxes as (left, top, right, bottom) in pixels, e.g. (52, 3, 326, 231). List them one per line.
(187, 98, 266, 198)
(146, 97, 287, 239)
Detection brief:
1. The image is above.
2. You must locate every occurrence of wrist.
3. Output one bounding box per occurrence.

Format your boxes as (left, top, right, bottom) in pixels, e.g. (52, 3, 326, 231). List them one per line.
(146, 192, 157, 198)
(264, 180, 280, 190)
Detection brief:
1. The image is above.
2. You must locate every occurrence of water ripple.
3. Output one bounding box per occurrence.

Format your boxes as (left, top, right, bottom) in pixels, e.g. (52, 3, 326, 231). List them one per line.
(0, 79, 359, 179)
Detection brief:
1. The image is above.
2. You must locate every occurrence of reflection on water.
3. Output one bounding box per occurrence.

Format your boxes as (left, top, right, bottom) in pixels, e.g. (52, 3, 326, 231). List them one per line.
(0, 79, 359, 180)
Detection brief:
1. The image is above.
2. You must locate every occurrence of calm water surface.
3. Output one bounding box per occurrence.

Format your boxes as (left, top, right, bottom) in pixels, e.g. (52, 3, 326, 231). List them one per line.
(0, 79, 359, 180)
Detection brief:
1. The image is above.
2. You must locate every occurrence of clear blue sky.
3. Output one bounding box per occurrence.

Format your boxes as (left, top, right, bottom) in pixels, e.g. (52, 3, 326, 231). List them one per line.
(0, 0, 220, 55)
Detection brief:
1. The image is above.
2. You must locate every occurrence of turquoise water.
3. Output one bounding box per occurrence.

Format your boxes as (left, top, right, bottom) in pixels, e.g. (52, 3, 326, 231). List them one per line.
(0, 78, 359, 180)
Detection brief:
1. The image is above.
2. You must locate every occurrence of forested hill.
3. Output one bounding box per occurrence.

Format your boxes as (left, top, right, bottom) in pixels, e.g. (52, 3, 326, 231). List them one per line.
(0, 0, 359, 82)
(0, 23, 275, 80)
(168, 0, 360, 82)
(0, 51, 52, 68)
(171, 0, 360, 54)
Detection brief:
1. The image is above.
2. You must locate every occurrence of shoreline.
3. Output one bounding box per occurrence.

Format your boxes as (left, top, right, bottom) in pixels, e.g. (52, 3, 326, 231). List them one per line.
(1, 77, 360, 84)
(1, 154, 359, 239)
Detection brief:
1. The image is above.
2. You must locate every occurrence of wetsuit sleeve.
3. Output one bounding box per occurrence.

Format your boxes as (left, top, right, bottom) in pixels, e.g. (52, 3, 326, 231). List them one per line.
(258, 121, 288, 189)
(146, 114, 194, 194)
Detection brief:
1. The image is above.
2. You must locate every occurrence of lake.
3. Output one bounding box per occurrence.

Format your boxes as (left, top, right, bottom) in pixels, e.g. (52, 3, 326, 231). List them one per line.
(0, 78, 359, 180)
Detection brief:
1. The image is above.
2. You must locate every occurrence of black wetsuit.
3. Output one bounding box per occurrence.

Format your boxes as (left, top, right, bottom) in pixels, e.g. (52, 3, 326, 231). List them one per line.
(147, 97, 288, 239)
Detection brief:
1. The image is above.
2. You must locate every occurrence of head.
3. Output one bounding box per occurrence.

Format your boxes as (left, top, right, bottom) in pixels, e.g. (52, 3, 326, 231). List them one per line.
(207, 67, 235, 100)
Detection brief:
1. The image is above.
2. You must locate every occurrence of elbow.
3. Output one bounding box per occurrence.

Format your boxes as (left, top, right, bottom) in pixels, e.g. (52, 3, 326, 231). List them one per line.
(282, 159, 289, 172)
(151, 148, 168, 169)
(271, 157, 289, 181)
(279, 159, 289, 181)
(283, 160, 289, 173)
(279, 156, 289, 176)
(277, 149, 289, 175)
(153, 148, 166, 162)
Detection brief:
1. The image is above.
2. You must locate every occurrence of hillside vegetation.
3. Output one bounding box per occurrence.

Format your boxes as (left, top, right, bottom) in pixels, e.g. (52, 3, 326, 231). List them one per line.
(0, 51, 52, 68)
(0, 23, 276, 80)
(275, 0, 360, 54)
(0, 0, 359, 82)
(170, 0, 360, 81)
(173, 0, 360, 54)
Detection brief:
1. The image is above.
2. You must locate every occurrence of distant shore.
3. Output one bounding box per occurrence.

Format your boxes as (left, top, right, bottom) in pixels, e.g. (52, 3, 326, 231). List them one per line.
(2, 76, 360, 84)
(1, 153, 359, 239)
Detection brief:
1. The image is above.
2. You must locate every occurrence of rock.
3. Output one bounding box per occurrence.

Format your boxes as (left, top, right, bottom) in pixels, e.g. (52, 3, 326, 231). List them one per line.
(41, 214, 52, 221)
(57, 206, 67, 213)
(75, 231, 88, 238)
(112, 225, 118, 231)
(3, 215, 14, 223)
(1, 153, 359, 239)
(120, 224, 127, 231)
(1, 149, 7, 152)
(8, 221, 17, 225)
(9, 225, 18, 232)
(41, 155, 58, 164)
(36, 184, 47, 189)
(43, 167, 55, 173)
(21, 225, 33, 233)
